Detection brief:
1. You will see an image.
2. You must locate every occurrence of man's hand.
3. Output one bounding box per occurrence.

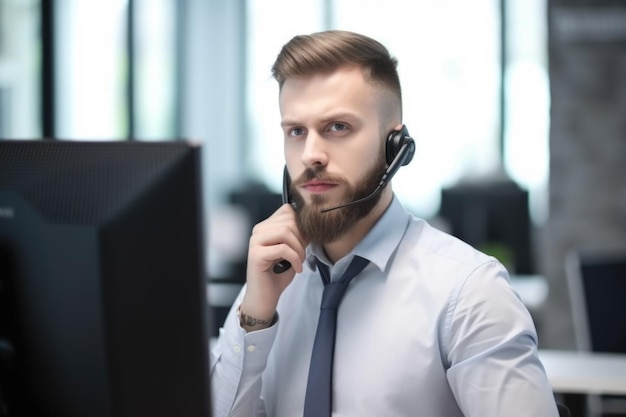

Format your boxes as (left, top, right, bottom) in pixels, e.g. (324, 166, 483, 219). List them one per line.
(239, 203, 308, 332)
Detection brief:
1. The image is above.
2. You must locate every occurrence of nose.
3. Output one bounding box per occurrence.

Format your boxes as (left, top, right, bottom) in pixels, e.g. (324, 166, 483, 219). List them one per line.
(300, 132, 328, 168)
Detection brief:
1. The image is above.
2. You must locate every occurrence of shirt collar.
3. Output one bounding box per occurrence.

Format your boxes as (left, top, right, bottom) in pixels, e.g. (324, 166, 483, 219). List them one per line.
(305, 195, 411, 272)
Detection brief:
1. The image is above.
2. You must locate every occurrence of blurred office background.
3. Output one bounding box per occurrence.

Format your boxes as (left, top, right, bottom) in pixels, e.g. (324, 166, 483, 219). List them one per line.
(0, 0, 625, 350)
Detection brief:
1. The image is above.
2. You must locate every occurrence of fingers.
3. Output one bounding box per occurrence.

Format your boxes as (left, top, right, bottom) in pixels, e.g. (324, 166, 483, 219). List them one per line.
(249, 204, 307, 274)
(262, 203, 308, 250)
(242, 204, 308, 321)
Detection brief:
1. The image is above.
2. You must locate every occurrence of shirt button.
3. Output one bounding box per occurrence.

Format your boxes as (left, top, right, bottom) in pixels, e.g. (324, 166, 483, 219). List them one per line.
(247, 345, 256, 352)
(233, 345, 241, 353)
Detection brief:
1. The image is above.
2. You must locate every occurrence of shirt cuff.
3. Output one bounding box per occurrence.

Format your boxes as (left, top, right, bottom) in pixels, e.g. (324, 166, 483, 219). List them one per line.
(219, 303, 279, 370)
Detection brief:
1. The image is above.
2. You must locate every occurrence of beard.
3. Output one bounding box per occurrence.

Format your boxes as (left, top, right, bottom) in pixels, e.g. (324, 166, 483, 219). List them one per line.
(290, 151, 388, 245)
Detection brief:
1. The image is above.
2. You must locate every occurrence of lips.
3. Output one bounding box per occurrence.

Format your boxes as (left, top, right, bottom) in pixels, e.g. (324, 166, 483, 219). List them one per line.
(301, 180, 337, 193)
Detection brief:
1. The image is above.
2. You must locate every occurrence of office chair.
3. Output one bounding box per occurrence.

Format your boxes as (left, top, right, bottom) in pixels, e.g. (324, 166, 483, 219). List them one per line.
(557, 402, 572, 417)
(566, 248, 626, 417)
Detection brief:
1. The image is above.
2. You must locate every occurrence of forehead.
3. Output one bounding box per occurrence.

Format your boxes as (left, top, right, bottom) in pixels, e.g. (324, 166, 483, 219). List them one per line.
(278, 66, 381, 123)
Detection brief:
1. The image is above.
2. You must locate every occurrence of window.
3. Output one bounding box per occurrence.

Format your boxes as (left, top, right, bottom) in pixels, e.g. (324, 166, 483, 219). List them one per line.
(55, 0, 127, 139)
(55, 0, 178, 140)
(504, 0, 550, 223)
(0, 0, 40, 138)
(134, 0, 178, 140)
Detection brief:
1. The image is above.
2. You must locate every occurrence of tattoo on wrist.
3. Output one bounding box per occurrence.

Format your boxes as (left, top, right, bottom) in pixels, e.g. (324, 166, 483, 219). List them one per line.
(240, 312, 272, 328)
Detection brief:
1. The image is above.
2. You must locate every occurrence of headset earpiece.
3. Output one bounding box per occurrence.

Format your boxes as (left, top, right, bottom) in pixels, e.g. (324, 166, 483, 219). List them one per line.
(386, 124, 415, 166)
(320, 124, 415, 214)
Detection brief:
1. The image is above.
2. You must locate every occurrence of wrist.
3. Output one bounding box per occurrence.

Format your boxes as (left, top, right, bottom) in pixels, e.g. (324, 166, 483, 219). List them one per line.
(237, 306, 276, 332)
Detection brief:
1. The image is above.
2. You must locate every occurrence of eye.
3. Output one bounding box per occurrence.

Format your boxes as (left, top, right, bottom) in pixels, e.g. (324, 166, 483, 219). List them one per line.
(328, 123, 348, 133)
(288, 127, 306, 137)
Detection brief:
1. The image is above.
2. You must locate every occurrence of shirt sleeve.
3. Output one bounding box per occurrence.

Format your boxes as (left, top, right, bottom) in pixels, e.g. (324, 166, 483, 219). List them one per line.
(444, 260, 560, 417)
(209, 286, 279, 417)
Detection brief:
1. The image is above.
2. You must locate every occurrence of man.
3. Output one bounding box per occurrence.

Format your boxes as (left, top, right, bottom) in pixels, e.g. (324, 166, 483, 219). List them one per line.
(210, 30, 559, 416)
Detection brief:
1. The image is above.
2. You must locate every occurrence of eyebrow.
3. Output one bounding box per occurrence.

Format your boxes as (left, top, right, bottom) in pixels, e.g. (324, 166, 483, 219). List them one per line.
(280, 119, 298, 128)
(280, 112, 362, 128)
(320, 112, 361, 124)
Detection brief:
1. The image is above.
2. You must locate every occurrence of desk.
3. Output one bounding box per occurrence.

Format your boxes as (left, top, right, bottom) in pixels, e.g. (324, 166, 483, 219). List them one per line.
(539, 350, 626, 395)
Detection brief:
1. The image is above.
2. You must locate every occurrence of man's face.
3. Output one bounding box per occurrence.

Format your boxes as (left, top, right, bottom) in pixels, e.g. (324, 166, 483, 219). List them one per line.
(279, 66, 388, 244)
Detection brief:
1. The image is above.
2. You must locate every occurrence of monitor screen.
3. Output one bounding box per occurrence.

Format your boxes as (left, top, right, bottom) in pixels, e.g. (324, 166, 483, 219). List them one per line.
(579, 253, 626, 353)
(0, 140, 212, 417)
(439, 180, 534, 275)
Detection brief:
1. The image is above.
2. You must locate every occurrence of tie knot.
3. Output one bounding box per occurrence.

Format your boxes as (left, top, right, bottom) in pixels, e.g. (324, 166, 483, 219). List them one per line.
(315, 256, 370, 310)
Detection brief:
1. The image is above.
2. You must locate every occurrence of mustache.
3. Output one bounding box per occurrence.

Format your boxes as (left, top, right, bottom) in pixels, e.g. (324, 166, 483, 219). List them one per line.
(291, 167, 346, 187)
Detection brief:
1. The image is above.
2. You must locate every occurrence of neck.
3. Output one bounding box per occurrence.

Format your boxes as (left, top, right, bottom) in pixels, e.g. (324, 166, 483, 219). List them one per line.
(322, 187, 392, 263)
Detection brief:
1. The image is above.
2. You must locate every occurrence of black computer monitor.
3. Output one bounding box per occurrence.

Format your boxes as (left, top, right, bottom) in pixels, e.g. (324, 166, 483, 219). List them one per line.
(439, 179, 534, 274)
(0, 140, 212, 417)
(566, 249, 626, 354)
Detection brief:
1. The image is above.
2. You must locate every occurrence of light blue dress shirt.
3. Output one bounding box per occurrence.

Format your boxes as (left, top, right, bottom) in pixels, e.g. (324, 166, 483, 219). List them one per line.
(210, 197, 559, 417)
